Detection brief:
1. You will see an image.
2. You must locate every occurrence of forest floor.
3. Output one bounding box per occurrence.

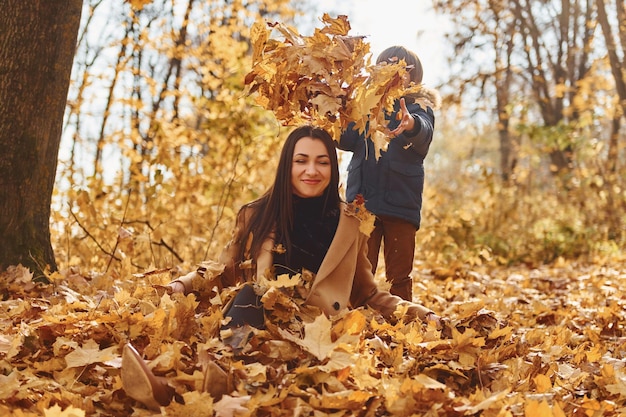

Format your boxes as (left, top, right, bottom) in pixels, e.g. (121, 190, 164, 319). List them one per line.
(0, 257, 625, 416)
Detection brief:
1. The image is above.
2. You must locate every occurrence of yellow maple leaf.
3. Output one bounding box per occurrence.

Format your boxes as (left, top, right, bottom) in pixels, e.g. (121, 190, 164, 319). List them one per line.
(344, 195, 376, 236)
(0, 372, 20, 400)
(278, 314, 334, 360)
(319, 13, 351, 36)
(277, 313, 358, 361)
(453, 389, 511, 414)
(524, 399, 567, 417)
(249, 20, 270, 65)
(312, 389, 372, 410)
(534, 373, 552, 393)
(258, 339, 302, 361)
(64, 339, 119, 369)
(457, 300, 486, 318)
(3, 264, 33, 283)
(43, 405, 85, 417)
(488, 325, 513, 340)
(260, 286, 299, 316)
(412, 374, 447, 390)
(332, 309, 367, 337)
(213, 394, 251, 417)
(371, 130, 389, 160)
(320, 348, 358, 372)
(310, 93, 342, 117)
(258, 272, 300, 289)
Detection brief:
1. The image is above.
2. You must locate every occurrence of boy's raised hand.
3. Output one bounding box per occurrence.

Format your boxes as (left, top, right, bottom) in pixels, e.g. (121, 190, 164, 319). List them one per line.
(388, 98, 415, 137)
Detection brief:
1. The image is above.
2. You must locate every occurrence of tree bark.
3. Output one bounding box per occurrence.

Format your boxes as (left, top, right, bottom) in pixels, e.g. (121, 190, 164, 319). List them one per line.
(596, 0, 626, 121)
(495, 35, 516, 182)
(0, 0, 83, 278)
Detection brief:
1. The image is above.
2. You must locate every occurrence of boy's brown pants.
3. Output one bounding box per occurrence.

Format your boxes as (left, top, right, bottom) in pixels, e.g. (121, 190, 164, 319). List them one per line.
(366, 215, 417, 301)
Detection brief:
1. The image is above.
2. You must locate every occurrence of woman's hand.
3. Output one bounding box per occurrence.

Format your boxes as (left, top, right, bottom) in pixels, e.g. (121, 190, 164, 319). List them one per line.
(166, 281, 186, 295)
(424, 311, 443, 329)
(153, 280, 185, 297)
(388, 98, 415, 137)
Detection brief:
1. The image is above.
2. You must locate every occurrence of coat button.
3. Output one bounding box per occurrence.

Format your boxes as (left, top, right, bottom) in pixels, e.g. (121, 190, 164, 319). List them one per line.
(333, 302, 340, 310)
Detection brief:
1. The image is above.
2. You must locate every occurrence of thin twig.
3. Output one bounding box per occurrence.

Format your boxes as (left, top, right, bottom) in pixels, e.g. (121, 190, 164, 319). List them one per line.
(68, 205, 120, 263)
(117, 218, 184, 264)
(204, 142, 242, 260)
(154, 239, 184, 263)
(106, 189, 132, 272)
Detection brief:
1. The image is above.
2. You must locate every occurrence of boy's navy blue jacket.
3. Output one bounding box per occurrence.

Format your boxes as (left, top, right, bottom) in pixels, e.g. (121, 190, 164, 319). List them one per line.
(338, 88, 440, 229)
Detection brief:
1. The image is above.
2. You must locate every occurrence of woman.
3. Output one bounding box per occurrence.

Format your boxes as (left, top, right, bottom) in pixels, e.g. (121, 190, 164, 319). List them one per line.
(122, 125, 441, 410)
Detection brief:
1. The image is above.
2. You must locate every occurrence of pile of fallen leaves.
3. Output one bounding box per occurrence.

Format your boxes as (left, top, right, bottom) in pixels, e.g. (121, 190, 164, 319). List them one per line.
(1, 257, 625, 416)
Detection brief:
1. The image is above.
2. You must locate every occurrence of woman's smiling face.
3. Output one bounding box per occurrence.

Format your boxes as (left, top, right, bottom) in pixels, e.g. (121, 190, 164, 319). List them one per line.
(291, 137, 331, 198)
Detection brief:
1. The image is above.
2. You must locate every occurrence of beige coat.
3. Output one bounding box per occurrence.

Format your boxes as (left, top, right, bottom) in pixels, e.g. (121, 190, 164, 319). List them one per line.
(175, 202, 433, 322)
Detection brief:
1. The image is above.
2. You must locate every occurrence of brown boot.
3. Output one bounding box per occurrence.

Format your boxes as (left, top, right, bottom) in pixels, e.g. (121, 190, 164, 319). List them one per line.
(202, 360, 233, 400)
(121, 344, 174, 411)
(389, 277, 413, 301)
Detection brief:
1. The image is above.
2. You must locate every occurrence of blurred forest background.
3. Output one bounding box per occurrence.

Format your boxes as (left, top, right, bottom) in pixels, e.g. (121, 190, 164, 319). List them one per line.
(53, 0, 625, 280)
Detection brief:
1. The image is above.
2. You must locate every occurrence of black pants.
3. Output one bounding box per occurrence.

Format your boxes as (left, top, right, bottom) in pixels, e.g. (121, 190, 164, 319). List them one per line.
(222, 283, 265, 330)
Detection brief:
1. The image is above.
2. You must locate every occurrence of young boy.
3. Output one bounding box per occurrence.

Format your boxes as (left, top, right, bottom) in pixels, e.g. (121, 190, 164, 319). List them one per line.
(339, 45, 440, 301)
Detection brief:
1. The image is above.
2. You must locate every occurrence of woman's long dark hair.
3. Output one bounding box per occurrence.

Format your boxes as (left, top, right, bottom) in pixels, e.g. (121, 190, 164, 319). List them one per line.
(237, 125, 341, 262)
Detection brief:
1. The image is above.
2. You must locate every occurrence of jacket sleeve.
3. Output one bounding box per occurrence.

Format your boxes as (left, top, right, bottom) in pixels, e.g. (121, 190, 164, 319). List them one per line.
(338, 122, 362, 152)
(395, 104, 435, 158)
(349, 233, 433, 322)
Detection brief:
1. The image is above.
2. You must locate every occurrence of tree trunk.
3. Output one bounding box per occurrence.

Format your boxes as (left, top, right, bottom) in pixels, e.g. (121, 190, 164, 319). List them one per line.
(596, 0, 626, 121)
(495, 36, 516, 182)
(0, 0, 83, 279)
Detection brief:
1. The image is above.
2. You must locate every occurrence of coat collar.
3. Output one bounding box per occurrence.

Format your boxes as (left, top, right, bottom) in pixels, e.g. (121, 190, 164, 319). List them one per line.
(255, 202, 360, 279)
(314, 203, 359, 279)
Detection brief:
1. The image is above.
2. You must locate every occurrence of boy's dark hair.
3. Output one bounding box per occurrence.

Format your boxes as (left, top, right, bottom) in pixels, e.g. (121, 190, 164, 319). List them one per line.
(376, 45, 423, 85)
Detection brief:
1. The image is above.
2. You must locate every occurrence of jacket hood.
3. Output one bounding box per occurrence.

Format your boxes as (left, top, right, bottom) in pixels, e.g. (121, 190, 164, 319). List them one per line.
(407, 85, 441, 111)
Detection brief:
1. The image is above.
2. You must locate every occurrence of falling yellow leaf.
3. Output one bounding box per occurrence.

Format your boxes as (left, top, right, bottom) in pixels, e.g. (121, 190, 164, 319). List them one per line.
(319, 13, 351, 36)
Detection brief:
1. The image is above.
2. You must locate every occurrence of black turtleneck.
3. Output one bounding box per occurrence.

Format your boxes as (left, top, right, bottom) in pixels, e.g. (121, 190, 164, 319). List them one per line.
(273, 195, 340, 276)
